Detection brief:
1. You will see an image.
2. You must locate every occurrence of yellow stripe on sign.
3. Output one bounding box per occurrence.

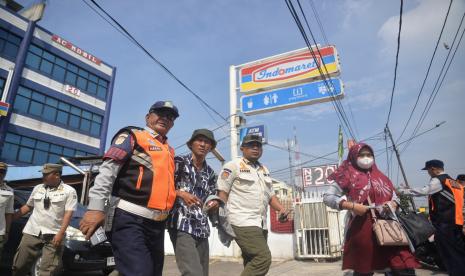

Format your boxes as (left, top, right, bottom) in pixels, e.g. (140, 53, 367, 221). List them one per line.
(240, 63, 338, 92)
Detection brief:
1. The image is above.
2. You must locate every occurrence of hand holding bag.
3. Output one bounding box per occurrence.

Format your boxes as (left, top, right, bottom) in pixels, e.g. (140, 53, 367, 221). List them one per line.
(397, 210, 435, 247)
(368, 197, 409, 246)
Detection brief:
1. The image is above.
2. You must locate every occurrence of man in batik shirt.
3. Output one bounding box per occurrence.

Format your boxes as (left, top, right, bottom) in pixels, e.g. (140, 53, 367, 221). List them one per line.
(168, 129, 218, 276)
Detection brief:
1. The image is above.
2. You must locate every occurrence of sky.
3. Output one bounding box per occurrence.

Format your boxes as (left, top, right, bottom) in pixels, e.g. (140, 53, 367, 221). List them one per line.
(8, 0, 465, 203)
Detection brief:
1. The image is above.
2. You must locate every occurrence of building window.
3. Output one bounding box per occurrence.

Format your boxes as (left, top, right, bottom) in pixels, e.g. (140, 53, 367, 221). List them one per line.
(0, 132, 93, 165)
(0, 27, 21, 60)
(24, 44, 109, 100)
(12, 86, 104, 137)
(0, 78, 5, 99)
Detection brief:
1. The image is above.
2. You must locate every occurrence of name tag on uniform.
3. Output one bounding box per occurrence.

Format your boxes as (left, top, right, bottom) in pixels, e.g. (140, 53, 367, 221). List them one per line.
(149, 146, 162, 151)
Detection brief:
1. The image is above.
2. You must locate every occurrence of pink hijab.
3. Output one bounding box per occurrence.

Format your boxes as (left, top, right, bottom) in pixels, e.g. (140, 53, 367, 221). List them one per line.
(328, 143, 394, 205)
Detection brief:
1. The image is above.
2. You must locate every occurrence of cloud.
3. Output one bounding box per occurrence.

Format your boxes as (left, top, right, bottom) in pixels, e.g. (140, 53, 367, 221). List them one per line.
(341, 0, 373, 29)
(377, 0, 465, 62)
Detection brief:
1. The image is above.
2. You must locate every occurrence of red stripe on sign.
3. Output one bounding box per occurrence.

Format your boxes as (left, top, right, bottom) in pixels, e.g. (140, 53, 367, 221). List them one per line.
(240, 46, 334, 76)
(0, 102, 10, 108)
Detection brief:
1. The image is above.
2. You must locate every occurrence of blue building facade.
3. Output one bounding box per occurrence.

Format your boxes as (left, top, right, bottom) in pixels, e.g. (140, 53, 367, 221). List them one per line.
(0, 6, 115, 165)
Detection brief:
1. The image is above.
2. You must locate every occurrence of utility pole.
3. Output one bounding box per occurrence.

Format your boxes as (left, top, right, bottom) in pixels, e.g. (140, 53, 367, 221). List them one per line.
(229, 66, 238, 160)
(287, 138, 294, 188)
(385, 125, 416, 211)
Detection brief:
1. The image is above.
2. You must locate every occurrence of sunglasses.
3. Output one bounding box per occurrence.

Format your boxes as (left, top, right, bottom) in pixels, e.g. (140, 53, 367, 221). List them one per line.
(151, 109, 176, 121)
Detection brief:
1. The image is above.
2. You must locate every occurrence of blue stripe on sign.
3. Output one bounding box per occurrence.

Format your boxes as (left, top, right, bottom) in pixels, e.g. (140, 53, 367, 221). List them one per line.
(241, 75, 252, 83)
(321, 55, 335, 64)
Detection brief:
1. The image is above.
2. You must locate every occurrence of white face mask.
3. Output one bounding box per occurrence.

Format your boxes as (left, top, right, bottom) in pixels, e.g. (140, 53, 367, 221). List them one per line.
(357, 156, 374, 169)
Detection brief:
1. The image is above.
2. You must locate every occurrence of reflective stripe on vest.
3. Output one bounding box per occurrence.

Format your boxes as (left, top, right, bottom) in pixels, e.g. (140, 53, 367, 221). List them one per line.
(133, 130, 176, 210)
(442, 179, 464, 226)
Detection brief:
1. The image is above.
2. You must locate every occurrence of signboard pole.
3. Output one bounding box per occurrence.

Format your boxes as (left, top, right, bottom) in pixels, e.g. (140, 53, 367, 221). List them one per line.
(229, 65, 239, 160)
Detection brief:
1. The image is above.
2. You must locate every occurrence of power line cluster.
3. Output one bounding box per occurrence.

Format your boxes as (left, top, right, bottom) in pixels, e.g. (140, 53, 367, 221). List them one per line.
(271, 120, 445, 180)
(395, 0, 454, 143)
(400, 10, 465, 153)
(285, 0, 358, 141)
(81, 1, 461, 177)
(382, 0, 463, 179)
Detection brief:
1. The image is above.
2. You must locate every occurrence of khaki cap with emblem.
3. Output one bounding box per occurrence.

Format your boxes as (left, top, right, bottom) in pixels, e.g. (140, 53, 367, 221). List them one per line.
(241, 134, 263, 146)
(39, 163, 63, 174)
(0, 162, 7, 172)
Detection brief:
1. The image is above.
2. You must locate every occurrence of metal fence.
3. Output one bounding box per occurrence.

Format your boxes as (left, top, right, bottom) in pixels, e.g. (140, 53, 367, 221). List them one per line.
(294, 197, 344, 259)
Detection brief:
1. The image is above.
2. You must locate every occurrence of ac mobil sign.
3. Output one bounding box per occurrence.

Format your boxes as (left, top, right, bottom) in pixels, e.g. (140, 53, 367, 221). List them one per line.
(239, 46, 340, 93)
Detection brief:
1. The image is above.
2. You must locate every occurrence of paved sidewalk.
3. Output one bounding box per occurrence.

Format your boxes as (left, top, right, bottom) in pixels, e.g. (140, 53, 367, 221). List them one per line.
(162, 256, 448, 275)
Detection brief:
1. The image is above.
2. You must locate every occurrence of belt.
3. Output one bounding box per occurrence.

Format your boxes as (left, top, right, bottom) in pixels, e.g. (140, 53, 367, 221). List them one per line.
(116, 199, 169, 221)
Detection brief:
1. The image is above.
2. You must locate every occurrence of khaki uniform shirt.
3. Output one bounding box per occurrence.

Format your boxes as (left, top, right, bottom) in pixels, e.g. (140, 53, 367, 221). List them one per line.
(23, 182, 77, 236)
(0, 182, 14, 235)
(217, 158, 274, 229)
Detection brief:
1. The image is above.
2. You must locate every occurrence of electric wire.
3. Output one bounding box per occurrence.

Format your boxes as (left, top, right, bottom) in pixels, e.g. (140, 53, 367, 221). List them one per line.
(385, 0, 403, 126)
(84, 0, 228, 123)
(374, 121, 445, 157)
(266, 142, 338, 162)
(401, 14, 465, 153)
(395, 0, 454, 143)
(285, 0, 357, 140)
(271, 131, 383, 174)
(294, 0, 357, 140)
(306, 0, 360, 138)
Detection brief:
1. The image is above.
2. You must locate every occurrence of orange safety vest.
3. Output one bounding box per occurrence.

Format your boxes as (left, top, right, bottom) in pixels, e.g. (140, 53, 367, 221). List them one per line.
(113, 127, 176, 211)
(429, 177, 464, 226)
(443, 178, 464, 226)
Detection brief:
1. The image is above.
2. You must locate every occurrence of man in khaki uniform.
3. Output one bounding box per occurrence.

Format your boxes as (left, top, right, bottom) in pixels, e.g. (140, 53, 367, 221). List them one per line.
(0, 162, 14, 261)
(12, 163, 77, 276)
(217, 134, 289, 276)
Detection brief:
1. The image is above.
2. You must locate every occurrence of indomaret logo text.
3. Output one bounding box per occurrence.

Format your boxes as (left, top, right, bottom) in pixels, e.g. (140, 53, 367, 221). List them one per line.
(253, 56, 320, 82)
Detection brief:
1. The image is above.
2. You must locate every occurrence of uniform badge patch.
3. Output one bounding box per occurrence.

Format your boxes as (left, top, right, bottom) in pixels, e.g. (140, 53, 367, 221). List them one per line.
(149, 146, 162, 151)
(221, 168, 232, 180)
(114, 134, 128, 145)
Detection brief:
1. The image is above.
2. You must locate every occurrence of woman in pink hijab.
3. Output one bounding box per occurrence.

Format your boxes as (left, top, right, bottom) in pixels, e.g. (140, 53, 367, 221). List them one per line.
(323, 143, 418, 276)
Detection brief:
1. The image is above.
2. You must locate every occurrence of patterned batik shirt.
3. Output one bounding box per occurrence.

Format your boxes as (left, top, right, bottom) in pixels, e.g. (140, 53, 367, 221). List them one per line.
(168, 154, 217, 238)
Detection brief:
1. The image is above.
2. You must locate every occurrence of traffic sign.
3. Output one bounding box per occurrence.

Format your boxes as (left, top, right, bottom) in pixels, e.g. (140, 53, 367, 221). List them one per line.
(240, 78, 343, 115)
(239, 125, 266, 145)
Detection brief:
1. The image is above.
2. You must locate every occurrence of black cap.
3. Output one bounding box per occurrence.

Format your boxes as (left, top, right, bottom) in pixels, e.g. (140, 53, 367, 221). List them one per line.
(421, 159, 444, 170)
(149, 101, 179, 118)
(241, 134, 262, 146)
(187, 129, 217, 149)
(457, 174, 465, 182)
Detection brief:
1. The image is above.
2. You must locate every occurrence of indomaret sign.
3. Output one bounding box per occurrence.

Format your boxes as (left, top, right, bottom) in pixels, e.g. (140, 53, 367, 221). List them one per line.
(52, 35, 102, 65)
(239, 46, 340, 93)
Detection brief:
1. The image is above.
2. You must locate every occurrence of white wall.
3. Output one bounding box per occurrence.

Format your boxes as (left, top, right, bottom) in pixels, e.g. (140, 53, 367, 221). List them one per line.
(164, 206, 295, 260)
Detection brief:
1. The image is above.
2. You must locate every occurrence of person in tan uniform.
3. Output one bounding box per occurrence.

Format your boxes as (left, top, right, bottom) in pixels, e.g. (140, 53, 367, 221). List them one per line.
(217, 134, 289, 276)
(12, 163, 77, 276)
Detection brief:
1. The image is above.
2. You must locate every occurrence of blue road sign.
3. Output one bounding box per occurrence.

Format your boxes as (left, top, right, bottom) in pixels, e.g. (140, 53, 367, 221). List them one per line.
(240, 78, 344, 115)
(239, 125, 266, 145)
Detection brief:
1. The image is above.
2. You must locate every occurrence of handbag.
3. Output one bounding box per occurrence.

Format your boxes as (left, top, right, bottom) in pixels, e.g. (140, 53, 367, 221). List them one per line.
(368, 196, 409, 246)
(397, 211, 435, 247)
